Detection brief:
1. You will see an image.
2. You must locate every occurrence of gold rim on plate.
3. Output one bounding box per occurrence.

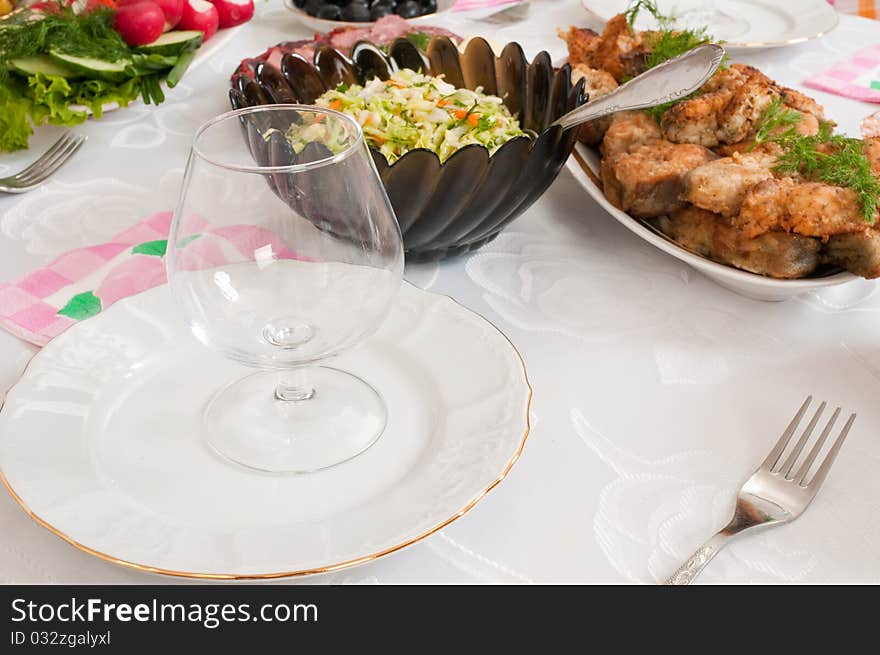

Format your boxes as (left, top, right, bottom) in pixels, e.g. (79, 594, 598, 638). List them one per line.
(0, 291, 532, 580)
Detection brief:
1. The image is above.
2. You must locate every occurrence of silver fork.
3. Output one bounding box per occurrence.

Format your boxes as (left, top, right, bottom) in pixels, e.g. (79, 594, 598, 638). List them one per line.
(0, 132, 87, 194)
(665, 396, 857, 585)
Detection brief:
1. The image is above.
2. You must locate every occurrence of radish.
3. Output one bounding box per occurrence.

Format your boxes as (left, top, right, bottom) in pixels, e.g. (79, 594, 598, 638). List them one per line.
(120, 0, 185, 30)
(208, 0, 254, 28)
(114, 1, 166, 47)
(154, 0, 186, 29)
(177, 0, 220, 42)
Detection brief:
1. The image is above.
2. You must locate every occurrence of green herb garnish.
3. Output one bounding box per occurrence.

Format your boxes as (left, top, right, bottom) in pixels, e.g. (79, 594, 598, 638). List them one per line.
(750, 97, 802, 150)
(754, 113, 880, 222)
(625, 0, 672, 29)
(0, 5, 131, 75)
(622, 1, 724, 122)
(643, 26, 714, 71)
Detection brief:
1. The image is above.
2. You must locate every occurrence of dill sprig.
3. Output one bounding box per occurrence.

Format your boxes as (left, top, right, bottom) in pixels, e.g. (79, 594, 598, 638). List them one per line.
(749, 98, 802, 149)
(627, 0, 718, 70)
(625, 0, 673, 29)
(622, 1, 724, 122)
(643, 22, 714, 71)
(755, 114, 880, 222)
(0, 5, 132, 69)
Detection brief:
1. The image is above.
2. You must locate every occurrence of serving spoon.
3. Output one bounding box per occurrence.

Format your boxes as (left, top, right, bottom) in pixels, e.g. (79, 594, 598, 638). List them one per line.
(552, 43, 726, 131)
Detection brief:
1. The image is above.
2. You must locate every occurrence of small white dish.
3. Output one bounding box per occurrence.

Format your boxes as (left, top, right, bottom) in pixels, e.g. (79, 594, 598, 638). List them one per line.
(566, 143, 856, 302)
(581, 0, 839, 51)
(0, 282, 531, 579)
(283, 0, 458, 33)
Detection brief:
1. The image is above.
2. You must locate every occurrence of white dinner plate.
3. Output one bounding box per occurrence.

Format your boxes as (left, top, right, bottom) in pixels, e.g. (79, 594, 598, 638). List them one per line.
(283, 0, 458, 33)
(581, 0, 839, 50)
(565, 142, 856, 302)
(0, 282, 531, 579)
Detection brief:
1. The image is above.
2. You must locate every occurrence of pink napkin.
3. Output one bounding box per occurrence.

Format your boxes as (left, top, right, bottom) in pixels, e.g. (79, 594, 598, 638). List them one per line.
(0, 211, 299, 347)
(804, 43, 880, 103)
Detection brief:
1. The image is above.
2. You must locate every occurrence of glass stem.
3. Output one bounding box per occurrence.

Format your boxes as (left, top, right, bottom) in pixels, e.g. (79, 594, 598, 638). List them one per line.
(275, 367, 315, 402)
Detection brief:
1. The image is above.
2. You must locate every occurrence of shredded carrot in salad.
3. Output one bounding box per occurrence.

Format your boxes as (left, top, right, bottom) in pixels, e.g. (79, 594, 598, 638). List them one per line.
(293, 69, 525, 163)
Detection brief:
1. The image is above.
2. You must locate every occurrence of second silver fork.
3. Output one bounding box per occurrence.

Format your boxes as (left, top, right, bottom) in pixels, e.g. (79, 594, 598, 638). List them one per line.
(666, 396, 857, 585)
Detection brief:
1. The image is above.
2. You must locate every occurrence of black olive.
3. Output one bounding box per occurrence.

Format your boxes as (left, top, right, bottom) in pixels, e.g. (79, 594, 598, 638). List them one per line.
(341, 1, 371, 20)
(303, 0, 322, 15)
(316, 3, 342, 19)
(370, 1, 395, 19)
(293, 0, 307, 7)
(395, 0, 420, 18)
(420, 0, 437, 13)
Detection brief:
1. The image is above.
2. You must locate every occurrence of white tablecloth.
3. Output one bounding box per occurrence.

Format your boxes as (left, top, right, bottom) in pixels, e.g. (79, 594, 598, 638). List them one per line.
(2, 1, 880, 584)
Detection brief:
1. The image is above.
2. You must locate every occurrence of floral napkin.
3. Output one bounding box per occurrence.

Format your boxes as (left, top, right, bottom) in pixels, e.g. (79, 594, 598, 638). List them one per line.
(0, 211, 298, 347)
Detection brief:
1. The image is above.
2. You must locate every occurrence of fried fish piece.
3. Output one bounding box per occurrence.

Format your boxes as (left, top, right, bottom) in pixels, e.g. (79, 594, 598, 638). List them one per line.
(734, 178, 873, 239)
(559, 14, 646, 83)
(823, 229, 880, 279)
(682, 151, 777, 217)
(661, 65, 828, 150)
(662, 65, 780, 148)
(571, 64, 619, 145)
(713, 112, 820, 156)
(600, 110, 663, 159)
(865, 136, 880, 178)
(658, 206, 821, 278)
(559, 26, 602, 68)
(779, 86, 827, 122)
(601, 141, 716, 218)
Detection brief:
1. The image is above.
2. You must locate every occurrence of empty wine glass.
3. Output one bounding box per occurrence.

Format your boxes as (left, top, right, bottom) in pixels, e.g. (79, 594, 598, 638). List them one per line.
(675, 0, 748, 40)
(167, 105, 404, 473)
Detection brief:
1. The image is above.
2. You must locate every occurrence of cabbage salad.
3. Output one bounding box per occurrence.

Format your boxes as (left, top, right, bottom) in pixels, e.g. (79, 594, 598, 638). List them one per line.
(286, 69, 526, 163)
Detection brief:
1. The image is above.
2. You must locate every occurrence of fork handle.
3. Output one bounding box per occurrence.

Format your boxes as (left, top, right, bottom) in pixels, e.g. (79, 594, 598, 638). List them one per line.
(664, 532, 731, 585)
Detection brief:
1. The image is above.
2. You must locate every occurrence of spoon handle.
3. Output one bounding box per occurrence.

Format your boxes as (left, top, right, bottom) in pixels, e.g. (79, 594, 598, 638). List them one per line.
(553, 43, 726, 131)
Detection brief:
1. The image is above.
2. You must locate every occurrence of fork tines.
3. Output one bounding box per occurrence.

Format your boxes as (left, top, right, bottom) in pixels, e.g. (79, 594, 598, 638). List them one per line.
(762, 395, 857, 487)
(0, 132, 87, 193)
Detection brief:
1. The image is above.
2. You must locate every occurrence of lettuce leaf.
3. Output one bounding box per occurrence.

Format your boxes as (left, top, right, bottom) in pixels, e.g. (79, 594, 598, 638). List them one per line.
(27, 74, 89, 126)
(0, 73, 142, 152)
(0, 78, 35, 152)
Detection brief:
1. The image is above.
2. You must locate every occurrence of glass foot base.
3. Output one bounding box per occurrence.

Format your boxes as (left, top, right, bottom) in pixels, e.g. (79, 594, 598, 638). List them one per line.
(204, 366, 386, 473)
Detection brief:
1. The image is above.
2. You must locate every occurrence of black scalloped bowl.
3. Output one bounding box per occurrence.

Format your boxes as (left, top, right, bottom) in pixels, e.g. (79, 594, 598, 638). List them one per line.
(230, 36, 587, 261)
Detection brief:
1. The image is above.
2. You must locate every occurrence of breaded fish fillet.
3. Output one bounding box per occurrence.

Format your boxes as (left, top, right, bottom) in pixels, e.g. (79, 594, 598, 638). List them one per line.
(658, 206, 821, 278)
(602, 141, 716, 218)
(734, 178, 874, 239)
(682, 151, 776, 217)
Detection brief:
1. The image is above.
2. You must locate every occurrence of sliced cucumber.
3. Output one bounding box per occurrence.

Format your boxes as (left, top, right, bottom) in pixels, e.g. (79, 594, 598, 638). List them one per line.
(48, 51, 132, 82)
(9, 55, 79, 79)
(136, 31, 203, 57)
